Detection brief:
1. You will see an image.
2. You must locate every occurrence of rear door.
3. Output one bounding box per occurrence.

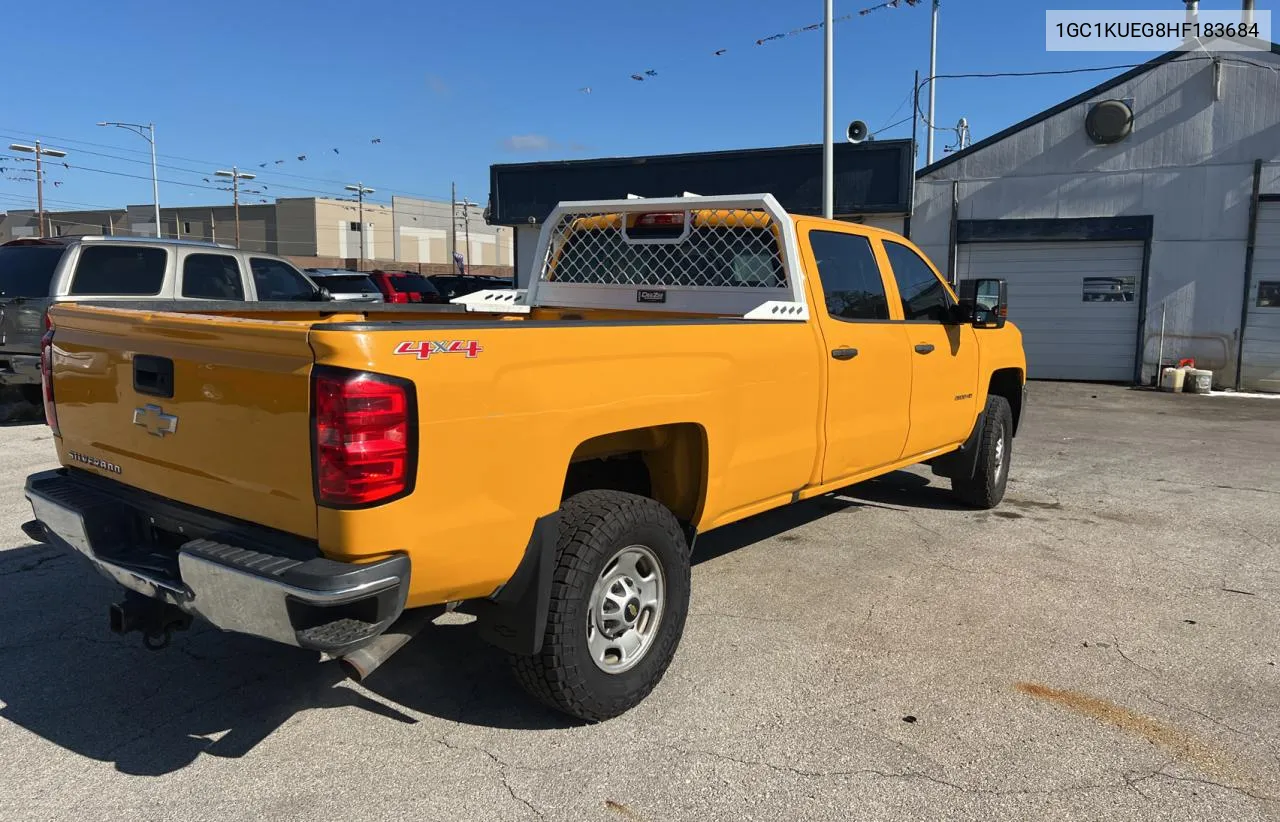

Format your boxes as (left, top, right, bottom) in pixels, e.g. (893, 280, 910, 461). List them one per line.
(802, 225, 913, 483)
(879, 239, 979, 457)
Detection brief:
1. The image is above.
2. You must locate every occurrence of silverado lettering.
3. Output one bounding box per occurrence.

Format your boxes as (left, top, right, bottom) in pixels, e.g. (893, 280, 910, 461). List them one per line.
(25, 194, 1025, 722)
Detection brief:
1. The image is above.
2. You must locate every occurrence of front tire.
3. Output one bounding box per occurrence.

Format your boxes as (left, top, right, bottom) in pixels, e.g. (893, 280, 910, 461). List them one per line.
(509, 490, 691, 722)
(951, 395, 1012, 509)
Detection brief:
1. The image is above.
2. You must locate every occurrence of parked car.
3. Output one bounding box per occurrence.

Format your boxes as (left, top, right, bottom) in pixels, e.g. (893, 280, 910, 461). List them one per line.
(24, 194, 1026, 722)
(0, 236, 327, 404)
(368, 269, 444, 304)
(428, 273, 512, 302)
(301, 269, 385, 303)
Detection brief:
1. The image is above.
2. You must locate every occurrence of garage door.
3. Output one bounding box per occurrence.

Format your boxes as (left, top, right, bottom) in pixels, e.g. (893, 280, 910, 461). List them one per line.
(957, 241, 1144, 381)
(1241, 201, 1280, 393)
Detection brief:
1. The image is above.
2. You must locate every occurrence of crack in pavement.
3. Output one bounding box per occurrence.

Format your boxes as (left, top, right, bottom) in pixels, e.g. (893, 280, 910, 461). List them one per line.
(1127, 765, 1279, 804)
(435, 735, 548, 819)
(0, 551, 68, 577)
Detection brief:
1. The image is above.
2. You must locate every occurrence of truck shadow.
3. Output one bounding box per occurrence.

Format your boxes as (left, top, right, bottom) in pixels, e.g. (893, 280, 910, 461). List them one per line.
(0, 470, 961, 774)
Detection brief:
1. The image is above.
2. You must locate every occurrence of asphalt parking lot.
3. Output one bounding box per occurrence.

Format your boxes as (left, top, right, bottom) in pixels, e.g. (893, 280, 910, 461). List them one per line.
(0, 382, 1276, 822)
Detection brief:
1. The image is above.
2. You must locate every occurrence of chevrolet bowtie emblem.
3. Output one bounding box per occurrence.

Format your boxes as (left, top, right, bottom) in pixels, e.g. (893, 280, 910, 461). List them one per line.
(132, 404, 178, 438)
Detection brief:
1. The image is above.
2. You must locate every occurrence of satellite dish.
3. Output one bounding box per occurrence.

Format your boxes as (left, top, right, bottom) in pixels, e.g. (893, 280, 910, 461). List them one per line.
(846, 120, 869, 144)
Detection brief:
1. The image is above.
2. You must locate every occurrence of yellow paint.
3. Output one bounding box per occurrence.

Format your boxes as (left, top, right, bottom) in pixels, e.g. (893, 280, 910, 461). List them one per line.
(47, 215, 1023, 610)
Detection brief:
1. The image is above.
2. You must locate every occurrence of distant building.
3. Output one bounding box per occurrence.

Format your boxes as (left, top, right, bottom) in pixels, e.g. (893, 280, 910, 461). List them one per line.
(0, 196, 514, 273)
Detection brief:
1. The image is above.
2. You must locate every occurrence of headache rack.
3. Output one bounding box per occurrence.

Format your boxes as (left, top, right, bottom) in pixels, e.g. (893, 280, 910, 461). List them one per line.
(456, 194, 809, 320)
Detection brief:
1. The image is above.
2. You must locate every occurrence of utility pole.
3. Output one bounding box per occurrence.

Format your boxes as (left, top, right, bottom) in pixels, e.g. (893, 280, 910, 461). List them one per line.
(8, 141, 67, 238)
(214, 167, 255, 247)
(456, 198, 476, 273)
(450, 181, 458, 258)
(345, 183, 376, 264)
(927, 0, 940, 165)
(98, 121, 159, 237)
(822, 0, 834, 219)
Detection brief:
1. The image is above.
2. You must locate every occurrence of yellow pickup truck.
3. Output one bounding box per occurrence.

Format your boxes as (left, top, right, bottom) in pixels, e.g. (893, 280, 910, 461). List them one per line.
(23, 194, 1025, 721)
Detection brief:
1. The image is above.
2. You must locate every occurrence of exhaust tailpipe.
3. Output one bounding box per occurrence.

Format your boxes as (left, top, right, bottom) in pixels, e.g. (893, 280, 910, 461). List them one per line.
(339, 609, 434, 681)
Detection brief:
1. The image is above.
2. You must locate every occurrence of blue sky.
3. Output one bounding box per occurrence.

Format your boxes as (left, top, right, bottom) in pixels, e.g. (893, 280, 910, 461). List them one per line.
(0, 0, 1270, 215)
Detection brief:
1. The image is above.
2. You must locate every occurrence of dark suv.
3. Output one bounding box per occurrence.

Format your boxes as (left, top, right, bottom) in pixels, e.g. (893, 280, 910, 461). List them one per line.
(368, 270, 444, 304)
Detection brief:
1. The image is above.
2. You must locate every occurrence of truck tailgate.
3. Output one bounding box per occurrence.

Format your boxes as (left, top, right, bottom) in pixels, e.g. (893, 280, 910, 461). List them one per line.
(49, 306, 318, 539)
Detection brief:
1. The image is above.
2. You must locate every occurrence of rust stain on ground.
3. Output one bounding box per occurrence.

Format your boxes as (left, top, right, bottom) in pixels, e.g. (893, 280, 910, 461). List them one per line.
(605, 800, 646, 820)
(1013, 682, 1248, 788)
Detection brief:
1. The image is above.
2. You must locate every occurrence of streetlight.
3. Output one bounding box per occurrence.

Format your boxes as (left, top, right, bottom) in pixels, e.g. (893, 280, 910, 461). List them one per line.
(9, 141, 67, 238)
(344, 183, 375, 263)
(822, 0, 834, 219)
(98, 121, 160, 237)
(214, 167, 256, 247)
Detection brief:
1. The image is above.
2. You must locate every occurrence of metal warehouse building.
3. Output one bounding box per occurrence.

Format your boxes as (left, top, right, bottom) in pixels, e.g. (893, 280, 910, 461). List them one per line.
(910, 42, 1280, 390)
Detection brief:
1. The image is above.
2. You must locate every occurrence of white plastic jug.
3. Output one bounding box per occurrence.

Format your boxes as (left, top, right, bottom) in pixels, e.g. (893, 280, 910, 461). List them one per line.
(1160, 367, 1185, 392)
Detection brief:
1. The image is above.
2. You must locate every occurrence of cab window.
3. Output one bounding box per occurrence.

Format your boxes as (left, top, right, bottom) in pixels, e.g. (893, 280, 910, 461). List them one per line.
(182, 254, 245, 300)
(250, 258, 318, 301)
(883, 241, 953, 322)
(809, 230, 890, 321)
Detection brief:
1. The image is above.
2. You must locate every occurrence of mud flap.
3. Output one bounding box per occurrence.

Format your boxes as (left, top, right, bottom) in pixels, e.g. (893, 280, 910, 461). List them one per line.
(930, 411, 986, 481)
(473, 512, 559, 655)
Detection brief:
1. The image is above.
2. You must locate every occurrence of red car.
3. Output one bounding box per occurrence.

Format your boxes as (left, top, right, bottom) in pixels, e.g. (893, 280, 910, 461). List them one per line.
(368, 270, 445, 304)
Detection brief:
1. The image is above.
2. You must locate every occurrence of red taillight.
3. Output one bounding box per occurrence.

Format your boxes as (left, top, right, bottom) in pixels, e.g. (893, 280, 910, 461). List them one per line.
(312, 368, 415, 507)
(389, 292, 410, 304)
(40, 328, 59, 435)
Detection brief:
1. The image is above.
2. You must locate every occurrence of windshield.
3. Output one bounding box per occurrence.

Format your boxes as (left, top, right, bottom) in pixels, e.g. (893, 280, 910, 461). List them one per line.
(0, 245, 64, 299)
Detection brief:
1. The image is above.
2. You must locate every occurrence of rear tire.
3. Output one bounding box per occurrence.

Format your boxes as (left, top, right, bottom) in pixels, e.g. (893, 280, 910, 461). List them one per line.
(951, 395, 1012, 509)
(509, 490, 691, 722)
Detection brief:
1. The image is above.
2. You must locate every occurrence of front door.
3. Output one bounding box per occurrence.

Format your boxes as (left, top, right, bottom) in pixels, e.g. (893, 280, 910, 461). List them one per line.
(879, 239, 979, 457)
(803, 226, 913, 484)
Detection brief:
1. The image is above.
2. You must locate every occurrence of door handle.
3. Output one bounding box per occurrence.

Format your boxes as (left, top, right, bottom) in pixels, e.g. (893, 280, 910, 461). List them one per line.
(830, 347, 859, 361)
(914, 343, 935, 355)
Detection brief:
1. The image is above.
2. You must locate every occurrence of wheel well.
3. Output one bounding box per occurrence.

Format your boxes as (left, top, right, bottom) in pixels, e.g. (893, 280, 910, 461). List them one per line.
(562, 424, 708, 525)
(989, 368, 1024, 435)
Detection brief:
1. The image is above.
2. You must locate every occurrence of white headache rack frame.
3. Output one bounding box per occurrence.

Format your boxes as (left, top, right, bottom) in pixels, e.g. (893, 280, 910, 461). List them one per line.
(452, 193, 808, 320)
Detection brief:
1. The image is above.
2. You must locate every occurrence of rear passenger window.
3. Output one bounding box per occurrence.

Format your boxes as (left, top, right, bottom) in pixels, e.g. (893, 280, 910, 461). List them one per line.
(883, 241, 953, 322)
(809, 230, 890, 321)
(250, 258, 318, 301)
(182, 254, 244, 300)
(69, 246, 166, 296)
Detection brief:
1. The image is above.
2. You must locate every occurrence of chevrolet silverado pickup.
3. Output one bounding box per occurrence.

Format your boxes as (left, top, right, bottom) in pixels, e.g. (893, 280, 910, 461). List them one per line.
(23, 194, 1025, 721)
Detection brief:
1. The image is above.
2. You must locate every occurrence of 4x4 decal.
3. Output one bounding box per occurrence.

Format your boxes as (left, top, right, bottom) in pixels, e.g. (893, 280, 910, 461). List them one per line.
(393, 340, 483, 360)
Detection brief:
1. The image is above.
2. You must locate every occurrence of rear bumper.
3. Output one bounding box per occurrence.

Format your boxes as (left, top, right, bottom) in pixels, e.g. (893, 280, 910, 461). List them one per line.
(0, 353, 40, 385)
(24, 469, 409, 654)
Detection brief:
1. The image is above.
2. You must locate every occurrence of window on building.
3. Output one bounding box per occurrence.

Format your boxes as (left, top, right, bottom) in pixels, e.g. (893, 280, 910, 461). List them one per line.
(1257, 281, 1280, 308)
(182, 253, 244, 300)
(183, 221, 193, 234)
(53, 225, 64, 237)
(250, 257, 320, 301)
(349, 221, 362, 232)
(883, 241, 953, 322)
(69, 246, 166, 295)
(808, 230, 890, 321)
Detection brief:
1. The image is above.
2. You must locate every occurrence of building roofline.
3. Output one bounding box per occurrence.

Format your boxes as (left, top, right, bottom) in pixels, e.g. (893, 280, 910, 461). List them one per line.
(916, 40, 1280, 178)
(491, 139, 914, 173)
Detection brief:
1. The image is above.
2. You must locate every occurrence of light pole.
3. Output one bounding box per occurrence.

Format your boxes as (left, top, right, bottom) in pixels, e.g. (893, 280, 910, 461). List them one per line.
(8, 141, 67, 238)
(822, 0, 834, 219)
(926, 0, 939, 165)
(98, 121, 160, 237)
(214, 167, 256, 247)
(345, 183, 375, 263)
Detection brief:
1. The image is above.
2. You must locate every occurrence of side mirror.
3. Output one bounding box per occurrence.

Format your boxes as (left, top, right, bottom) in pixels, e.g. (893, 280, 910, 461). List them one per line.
(316, 286, 334, 302)
(957, 278, 1008, 329)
